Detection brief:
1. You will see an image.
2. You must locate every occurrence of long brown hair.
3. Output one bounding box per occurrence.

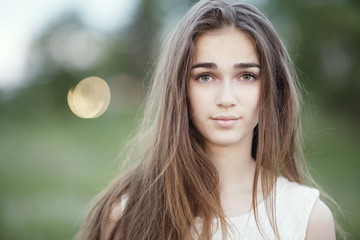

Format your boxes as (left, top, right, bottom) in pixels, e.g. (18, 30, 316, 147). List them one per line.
(77, 0, 340, 239)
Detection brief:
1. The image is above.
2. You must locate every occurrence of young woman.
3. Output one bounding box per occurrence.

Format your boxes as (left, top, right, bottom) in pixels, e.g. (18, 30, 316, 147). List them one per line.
(77, 0, 342, 239)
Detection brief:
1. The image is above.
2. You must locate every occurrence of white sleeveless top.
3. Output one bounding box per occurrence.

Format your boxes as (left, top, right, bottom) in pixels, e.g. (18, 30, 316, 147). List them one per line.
(118, 177, 319, 240)
(209, 176, 319, 240)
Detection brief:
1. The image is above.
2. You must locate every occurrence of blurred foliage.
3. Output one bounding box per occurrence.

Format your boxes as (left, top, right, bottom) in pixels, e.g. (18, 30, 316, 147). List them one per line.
(0, 0, 359, 239)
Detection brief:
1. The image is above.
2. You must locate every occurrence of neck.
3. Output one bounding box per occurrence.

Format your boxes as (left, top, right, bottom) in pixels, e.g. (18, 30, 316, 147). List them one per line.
(207, 139, 256, 194)
(206, 138, 261, 217)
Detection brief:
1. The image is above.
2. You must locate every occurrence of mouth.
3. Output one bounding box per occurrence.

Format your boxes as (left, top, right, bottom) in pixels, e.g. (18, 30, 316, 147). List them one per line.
(211, 115, 240, 127)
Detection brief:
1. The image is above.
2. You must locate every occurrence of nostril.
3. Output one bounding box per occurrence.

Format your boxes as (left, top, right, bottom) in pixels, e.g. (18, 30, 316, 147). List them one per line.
(216, 84, 237, 107)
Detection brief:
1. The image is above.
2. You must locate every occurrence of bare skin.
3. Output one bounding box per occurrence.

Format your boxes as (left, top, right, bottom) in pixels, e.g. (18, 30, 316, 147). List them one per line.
(306, 199, 336, 240)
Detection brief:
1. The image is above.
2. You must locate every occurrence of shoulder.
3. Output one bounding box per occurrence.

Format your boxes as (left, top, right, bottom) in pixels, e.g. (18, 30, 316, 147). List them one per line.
(276, 177, 336, 239)
(109, 196, 128, 221)
(306, 199, 336, 240)
(276, 176, 320, 204)
(102, 196, 128, 239)
(275, 177, 321, 238)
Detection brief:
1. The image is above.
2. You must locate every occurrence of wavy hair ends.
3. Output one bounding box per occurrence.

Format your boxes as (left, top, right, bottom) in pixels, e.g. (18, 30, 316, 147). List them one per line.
(75, 0, 335, 239)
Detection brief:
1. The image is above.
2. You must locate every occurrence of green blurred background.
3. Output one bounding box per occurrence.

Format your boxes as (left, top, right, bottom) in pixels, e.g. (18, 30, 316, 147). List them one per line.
(0, 0, 359, 239)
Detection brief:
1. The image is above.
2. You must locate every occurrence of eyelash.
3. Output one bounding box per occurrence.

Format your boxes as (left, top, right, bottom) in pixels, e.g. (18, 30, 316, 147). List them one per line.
(240, 73, 257, 82)
(195, 72, 257, 83)
(195, 73, 213, 83)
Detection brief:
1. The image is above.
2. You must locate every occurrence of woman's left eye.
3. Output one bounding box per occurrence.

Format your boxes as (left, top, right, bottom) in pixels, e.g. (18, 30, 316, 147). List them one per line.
(240, 73, 256, 82)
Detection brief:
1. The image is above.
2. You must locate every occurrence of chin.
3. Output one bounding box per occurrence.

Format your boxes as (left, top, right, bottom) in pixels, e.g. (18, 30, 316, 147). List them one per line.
(204, 131, 254, 148)
(206, 137, 244, 147)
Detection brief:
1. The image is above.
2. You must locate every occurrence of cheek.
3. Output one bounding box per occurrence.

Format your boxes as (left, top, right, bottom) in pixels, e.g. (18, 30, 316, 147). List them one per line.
(242, 83, 261, 117)
(187, 85, 203, 117)
(188, 94, 202, 119)
(254, 86, 261, 121)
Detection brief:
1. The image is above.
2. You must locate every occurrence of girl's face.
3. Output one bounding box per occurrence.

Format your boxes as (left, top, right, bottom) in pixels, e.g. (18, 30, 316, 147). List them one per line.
(188, 27, 261, 149)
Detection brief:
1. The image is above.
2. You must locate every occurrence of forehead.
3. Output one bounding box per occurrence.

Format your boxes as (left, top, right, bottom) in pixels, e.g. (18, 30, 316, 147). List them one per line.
(193, 27, 259, 64)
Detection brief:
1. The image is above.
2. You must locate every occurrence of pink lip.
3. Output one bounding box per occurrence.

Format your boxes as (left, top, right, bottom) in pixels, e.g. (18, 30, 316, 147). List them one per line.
(211, 115, 240, 127)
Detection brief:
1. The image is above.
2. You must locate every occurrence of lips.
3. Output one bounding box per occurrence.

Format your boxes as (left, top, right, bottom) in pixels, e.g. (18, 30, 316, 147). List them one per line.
(211, 115, 240, 127)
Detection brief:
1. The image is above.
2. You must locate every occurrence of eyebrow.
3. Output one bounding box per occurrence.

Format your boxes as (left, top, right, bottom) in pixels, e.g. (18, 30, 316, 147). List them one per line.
(191, 62, 260, 70)
(233, 62, 260, 69)
(191, 62, 217, 69)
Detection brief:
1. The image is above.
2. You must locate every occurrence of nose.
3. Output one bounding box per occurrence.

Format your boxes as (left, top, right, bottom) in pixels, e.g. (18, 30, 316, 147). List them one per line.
(215, 80, 237, 108)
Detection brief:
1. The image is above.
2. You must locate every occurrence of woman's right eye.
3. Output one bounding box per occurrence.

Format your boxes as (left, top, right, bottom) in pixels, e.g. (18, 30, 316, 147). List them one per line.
(196, 74, 213, 83)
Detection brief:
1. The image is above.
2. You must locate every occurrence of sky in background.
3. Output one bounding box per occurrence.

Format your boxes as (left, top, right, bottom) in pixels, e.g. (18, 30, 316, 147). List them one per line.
(0, 0, 139, 92)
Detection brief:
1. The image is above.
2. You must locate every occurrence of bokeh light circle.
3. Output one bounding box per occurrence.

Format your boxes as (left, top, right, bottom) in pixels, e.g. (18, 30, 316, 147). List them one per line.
(67, 76, 111, 118)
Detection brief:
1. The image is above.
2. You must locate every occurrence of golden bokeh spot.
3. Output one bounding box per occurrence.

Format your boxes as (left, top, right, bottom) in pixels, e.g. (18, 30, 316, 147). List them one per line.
(67, 77, 111, 118)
